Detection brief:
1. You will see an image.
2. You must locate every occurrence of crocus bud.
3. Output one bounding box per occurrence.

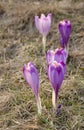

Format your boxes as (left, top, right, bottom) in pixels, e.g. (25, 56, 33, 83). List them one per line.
(35, 13, 52, 54)
(58, 20, 71, 49)
(35, 13, 52, 36)
(48, 61, 65, 109)
(46, 48, 68, 65)
(23, 62, 42, 115)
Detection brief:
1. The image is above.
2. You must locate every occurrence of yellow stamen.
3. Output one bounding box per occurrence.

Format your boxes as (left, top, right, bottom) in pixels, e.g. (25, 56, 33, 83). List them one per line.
(53, 61, 59, 67)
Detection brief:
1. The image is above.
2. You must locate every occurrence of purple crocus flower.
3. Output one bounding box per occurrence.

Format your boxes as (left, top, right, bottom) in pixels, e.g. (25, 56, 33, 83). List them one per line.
(35, 13, 52, 36)
(48, 61, 65, 109)
(54, 48, 68, 64)
(58, 20, 71, 49)
(46, 48, 68, 65)
(23, 62, 42, 114)
(35, 13, 52, 53)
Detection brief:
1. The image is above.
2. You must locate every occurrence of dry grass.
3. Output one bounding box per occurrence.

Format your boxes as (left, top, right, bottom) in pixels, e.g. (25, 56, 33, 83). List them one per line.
(0, 0, 84, 130)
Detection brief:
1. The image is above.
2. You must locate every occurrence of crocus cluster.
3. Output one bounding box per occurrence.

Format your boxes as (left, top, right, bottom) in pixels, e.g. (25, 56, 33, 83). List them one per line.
(46, 48, 67, 109)
(23, 13, 71, 115)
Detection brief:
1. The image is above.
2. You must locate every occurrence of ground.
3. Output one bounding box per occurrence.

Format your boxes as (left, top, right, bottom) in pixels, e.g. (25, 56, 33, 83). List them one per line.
(0, 0, 84, 130)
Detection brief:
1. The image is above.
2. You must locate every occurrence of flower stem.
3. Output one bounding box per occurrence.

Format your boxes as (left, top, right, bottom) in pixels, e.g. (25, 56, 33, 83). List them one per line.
(66, 43, 69, 57)
(52, 90, 56, 109)
(42, 35, 46, 54)
(37, 96, 42, 115)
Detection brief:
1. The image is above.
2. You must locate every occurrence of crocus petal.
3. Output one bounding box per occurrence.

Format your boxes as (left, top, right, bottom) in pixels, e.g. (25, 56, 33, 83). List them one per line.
(61, 48, 68, 63)
(35, 16, 40, 31)
(54, 48, 68, 64)
(48, 61, 64, 100)
(46, 48, 68, 65)
(35, 13, 52, 36)
(46, 50, 54, 64)
(47, 13, 52, 25)
(39, 18, 50, 36)
(59, 20, 71, 38)
(58, 20, 71, 48)
(23, 62, 39, 99)
(60, 61, 66, 75)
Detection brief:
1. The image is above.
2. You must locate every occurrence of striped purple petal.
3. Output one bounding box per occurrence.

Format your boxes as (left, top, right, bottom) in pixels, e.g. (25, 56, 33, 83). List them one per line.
(35, 13, 52, 36)
(46, 48, 68, 65)
(58, 20, 71, 48)
(54, 48, 68, 64)
(23, 62, 39, 99)
(48, 61, 65, 100)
